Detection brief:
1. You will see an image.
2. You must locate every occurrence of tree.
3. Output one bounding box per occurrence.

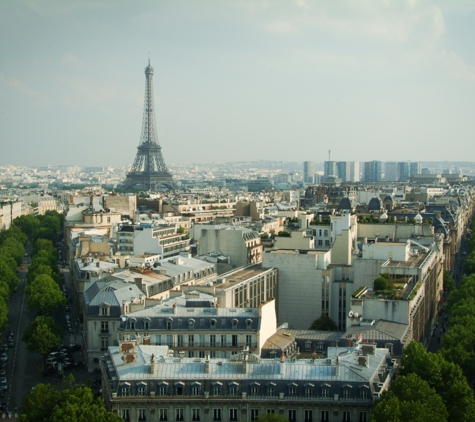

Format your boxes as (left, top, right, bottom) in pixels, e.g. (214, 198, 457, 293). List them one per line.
(255, 414, 289, 422)
(400, 341, 475, 422)
(25, 274, 66, 314)
(370, 373, 448, 422)
(373, 277, 388, 292)
(309, 314, 338, 331)
(22, 316, 62, 363)
(34, 238, 56, 256)
(0, 237, 25, 266)
(0, 225, 28, 246)
(0, 259, 18, 293)
(443, 270, 456, 293)
(13, 214, 40, 239)
(19, 384, 123, 422)
(441, 324, 475, 381)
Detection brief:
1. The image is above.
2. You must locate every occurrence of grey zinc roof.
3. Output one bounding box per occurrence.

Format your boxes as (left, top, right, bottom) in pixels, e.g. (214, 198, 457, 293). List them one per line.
(108, 344, 388, 383)
(84, 277, 144, 309)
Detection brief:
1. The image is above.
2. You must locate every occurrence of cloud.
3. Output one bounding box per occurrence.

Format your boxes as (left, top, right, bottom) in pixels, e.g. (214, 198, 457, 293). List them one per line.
(61, 53, 84, 67)
(438, 50, 475, 83)
(0, 73, 52, 107)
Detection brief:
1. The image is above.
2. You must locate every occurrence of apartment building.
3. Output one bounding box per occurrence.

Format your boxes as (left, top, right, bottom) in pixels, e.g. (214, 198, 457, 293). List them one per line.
(101, 342, 396, 422)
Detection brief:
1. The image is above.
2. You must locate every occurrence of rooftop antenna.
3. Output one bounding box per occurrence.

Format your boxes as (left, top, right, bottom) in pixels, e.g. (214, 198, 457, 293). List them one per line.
(148, 51, 150, 66)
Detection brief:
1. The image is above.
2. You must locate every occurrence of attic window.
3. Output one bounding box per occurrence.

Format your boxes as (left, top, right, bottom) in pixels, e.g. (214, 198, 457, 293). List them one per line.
(245, 319, 253, 329)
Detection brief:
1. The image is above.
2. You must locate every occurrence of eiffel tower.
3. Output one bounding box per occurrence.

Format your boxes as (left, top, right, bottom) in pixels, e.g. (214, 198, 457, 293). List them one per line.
(123, 60, 176, 191)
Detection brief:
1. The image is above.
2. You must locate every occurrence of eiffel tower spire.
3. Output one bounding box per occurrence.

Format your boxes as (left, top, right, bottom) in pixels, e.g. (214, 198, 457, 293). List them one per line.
(123, 61, 175, 190)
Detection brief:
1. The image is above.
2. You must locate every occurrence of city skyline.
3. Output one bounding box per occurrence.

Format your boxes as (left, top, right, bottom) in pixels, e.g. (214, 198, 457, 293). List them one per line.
(1, 1, 475, 167)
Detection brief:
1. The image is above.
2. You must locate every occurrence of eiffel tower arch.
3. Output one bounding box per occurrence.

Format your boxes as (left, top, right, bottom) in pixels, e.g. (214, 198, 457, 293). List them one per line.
(123, 61, 176, 191)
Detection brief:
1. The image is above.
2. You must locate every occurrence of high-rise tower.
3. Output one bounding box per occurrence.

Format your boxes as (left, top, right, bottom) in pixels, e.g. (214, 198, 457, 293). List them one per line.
(123, 61, 175, 191)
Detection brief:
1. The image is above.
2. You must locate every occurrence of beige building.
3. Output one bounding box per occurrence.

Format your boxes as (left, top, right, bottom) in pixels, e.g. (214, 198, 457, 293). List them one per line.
(193, 225, 263, 268)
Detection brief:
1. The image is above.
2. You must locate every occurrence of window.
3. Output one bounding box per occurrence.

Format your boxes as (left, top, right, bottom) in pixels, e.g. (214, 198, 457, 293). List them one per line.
(321, 388, 329, 398)
(324, 230, 328, 236)
(213, 386, 221, 396)
(192, 409, 200, 421)
(176, 385, 183, 396)
(176, 408, 184, 421)
(305, 388, 312, 397)
(267, 387, 274, 396)
(343, 388, 351, 398)
(321, 410, 329, 422)
(360, 388, 367, 399)
(137, 385, 146, 396)
(159, 409, 168, 421)
(189, 335, 194, 347)
(138, 409, 146, 421)
(130, 321, 135, 330)
(251, 386, 259, 396)
(305, 341, 312, 351)
(267, 409, 275, 414)
(192, 386, 200, 396)
(343, 411, 351, 422)
(199, 334, 205, 346)
(319, 229, 322, 236)
(358, 412, 367, 422)
(220, 335, 226, 347)
(158, 385, 167, 396)
(318, 240, 323, 246)
(229, 409, 238, 421)
(121, 385, 129, 396)
(213, 409, 222, 421)
(177, 335, 183, 347)
(101, 337, 109, 351)
(229, 385, 237, 396)
(101, 321, 109, 333)
(232, 335, 238, 347)
(325, 240, 330, 246)
(155, 334, 162, 345)
(210, 335, 216, 347)
(101, 306, 108, 316)
(121, 409, 130, 421)
(305, 410, 313, 422)
(288, 410, 297, 422)
(246, 335, 252, 346)
(144, 320, 150, 330)
(251, 409, 259, 421)
(289, 387, 296, 397)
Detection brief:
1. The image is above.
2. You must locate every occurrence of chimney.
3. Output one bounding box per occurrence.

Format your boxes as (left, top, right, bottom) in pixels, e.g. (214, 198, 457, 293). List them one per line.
(280, 352, 285, 375)
(173, 302, 177, 314)
(179, 350, 185, 361)
(205, 354, 210, 373)
(134, 277, 143, 292)
(242, 345, 249, 374)
(149, 354, 156, 374)
(335, 357, 340, 376)
(96, 261, 100, 268)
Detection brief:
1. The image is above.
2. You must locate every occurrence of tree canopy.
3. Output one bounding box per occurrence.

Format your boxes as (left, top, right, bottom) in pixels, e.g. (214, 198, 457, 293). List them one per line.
(22, 316, 62, 358)
(309, 314, 338, 331)
(370, 373, 448, 422)
(19, 383, 122, 422)
(400, 341, 475, 422)
(25, 274, 66, 314)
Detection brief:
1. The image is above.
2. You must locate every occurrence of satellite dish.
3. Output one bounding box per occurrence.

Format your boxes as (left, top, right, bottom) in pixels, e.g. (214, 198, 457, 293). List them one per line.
(354, 312, 359, 318)
(348, 311, 354, 318)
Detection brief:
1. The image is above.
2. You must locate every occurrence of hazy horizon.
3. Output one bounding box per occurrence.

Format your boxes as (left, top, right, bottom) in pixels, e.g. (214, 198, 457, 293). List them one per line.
(2, 1, 475, 167)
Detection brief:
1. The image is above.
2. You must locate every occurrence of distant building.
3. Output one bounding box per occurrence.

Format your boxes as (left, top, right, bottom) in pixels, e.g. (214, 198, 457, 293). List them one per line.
(303, 161, 314, 183)
(385, 162, 398, 182)
(324, 161, 337, 178)
(409, 162, 421, 176)
(364, 161, 382, 182)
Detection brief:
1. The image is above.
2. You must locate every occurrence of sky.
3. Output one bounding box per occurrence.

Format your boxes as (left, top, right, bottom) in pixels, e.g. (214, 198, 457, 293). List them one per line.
(1, 0, 475, 168)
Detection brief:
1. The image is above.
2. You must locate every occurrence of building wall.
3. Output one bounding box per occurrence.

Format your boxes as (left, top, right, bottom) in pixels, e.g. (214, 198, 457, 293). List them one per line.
(263, 250, 332, 330)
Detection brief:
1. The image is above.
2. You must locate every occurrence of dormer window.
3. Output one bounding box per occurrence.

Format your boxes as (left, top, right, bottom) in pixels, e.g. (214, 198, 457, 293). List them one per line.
(231, 319, 238, 329)
(143, 318, 151, 330)
(245, 319, 253, 329)
(100, 304, 110, 316)
(210, 319, 217, 329)
(188, 319, 195, 329)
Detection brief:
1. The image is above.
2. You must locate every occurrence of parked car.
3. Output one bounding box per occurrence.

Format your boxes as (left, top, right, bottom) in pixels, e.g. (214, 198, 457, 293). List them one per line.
(0, 380, 7, 390)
